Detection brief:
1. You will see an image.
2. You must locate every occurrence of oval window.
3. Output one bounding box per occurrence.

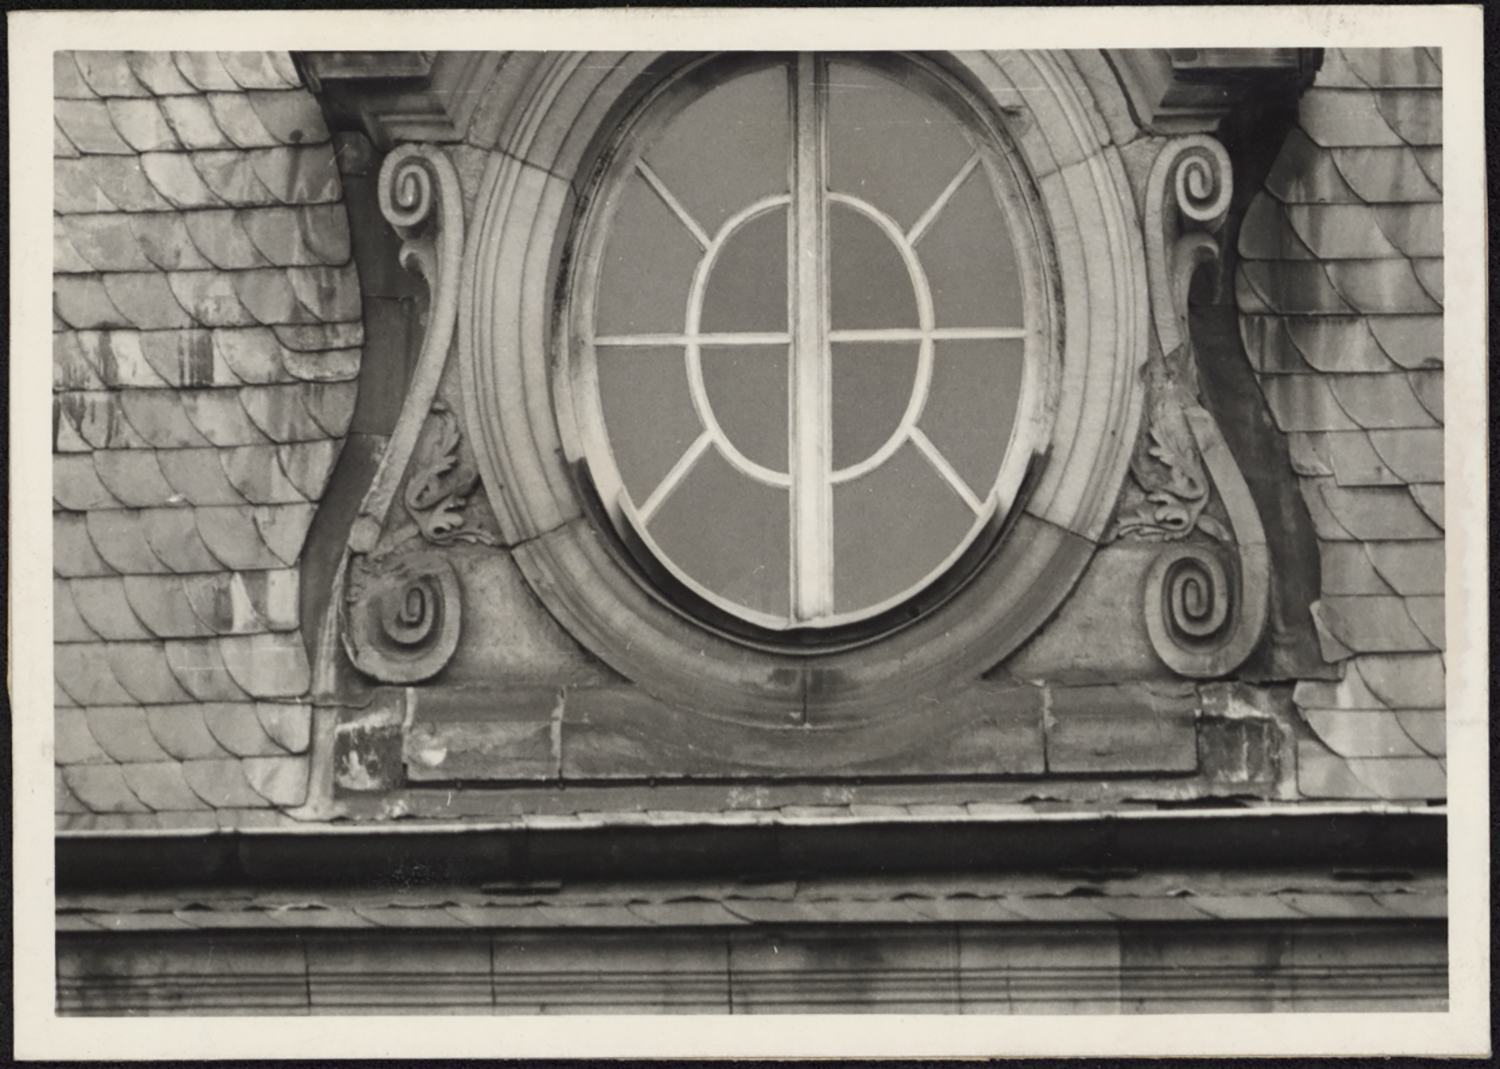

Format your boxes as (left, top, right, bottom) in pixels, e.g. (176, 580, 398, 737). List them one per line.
(571, 53, 1040, 636)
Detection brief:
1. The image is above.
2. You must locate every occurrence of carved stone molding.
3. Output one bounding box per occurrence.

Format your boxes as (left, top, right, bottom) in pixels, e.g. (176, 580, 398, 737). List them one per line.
(1104, 49, 1320, 134)
(343, 552, 462, 684)
(347, 143, 465, 555)
(1120, 135, 1270, 679)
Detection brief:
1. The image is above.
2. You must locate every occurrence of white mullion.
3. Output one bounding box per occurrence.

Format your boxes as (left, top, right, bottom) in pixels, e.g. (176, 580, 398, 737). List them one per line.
(828, 326, 1029, 343)
(636, 159, 712, 251)
(906, 152, 981, 245)
(909, 425, 984, 516)
(638, 430, 713, 523)
(593, 332, 792, 347)
(790, 53, 833, 622)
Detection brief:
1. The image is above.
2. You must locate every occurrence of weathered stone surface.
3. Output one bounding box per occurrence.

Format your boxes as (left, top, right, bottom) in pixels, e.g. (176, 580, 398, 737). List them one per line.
(1044, 682, 1199, 774)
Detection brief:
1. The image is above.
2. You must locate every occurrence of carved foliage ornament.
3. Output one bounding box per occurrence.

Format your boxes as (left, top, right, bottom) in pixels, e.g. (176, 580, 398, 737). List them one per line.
(340, 145, 469, 684)
(1120, 135, 1270, 679)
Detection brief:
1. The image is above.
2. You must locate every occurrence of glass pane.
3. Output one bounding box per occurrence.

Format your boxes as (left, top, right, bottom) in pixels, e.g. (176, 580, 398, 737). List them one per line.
(829, 203, 918, 330)
(596, 345, 700, 506)
(826, 60, 976, 233)
(830, 340, 919, 471)
(699, 206, 788, 333)
(919, 338, 1025, 501)
(699, 344, 788, 475)
(595, 173, 703, 336)
(649, 444, 790, 619)
(833, 439, 974, 614)
(646, 65, 791, 239)
(916, 168, 1025, 328)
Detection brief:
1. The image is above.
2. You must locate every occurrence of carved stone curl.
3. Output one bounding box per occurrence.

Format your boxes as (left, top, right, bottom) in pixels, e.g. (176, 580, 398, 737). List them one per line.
(1124, 135, 1269, 678)
(343, 552, 462, 684)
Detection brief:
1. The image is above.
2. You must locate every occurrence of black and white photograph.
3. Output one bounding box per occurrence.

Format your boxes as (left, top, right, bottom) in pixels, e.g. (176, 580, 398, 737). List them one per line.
(10, 5, 1487, 1059)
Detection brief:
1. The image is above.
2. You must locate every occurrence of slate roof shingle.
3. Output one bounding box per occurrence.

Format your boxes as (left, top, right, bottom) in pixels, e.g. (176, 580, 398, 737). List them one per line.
(53, 52, 359, 824)
(1236, 49, 1445, 800)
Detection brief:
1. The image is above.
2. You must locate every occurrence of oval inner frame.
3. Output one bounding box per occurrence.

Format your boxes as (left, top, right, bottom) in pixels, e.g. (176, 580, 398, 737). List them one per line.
(565, 52, 1053, 641)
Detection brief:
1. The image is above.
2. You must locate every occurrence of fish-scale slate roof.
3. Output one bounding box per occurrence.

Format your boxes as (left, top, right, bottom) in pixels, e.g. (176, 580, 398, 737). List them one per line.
(52, 52, 362, 828)
(1237, 48, 1445, 800)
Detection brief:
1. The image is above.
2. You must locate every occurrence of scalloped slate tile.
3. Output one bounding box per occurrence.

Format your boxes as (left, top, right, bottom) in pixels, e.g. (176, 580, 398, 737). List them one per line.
(55, 53, 98, 99)
(181, 758, 269, 808)
(122, 762, 212, 810)
(1303, 708, 1430, 758)
(156, 448, 249, 506)
(1355, 653, 1446, 709)
(1327, 374, 1439, 429)
(1237, 261, 1354, 315)
(1316, 482, 1443, 541)
(102, 272, 197, 329)
(1299, 89, 1406, 147)
(141, 152, 226, 209)
(1394, 710, 1444, 756)
(217, 632, 311, 698)
(205, 92, 282, 148)
(245, 90, 330, 145)
(144, 705, 234, 760)
(183, 210, 272, 269)
(125, 52, 198, 96)
(1404, 595, 1444, 649)
(163, 638, 252, 702)
(1365, 541, 1444, 595)
(256, 702, 312, 753)
(167, 271, 258, 327)
(179, 389, 271, 445)
(243, 756, 310, 806)
(68, 577, 153, 641)
(61, 764, 150, 812)
(1259, 376, 1360, 433)
(122, 573, 217, 638)
(220, 52, 303, 91)
(106, 98, 183, 152)
(1323, 261, 1441, 316)
(54, 455, 123, 511)
(108, 641, 199, 704)
(171, 53, 240, 93)
(1318, 543, 1393, 596)
(193, 505, 287, 570)
(85, 706, 175, 762)
(56, 707, 112, 764)
(1312, 596, 1433, 657)
(250, 146, 341, 204)
(1409, 484, 1443, 528)
(86, 510, 169, 574)
(54, 277, 130, 330)
(141, 507, 230, 572)
(157, 94, 236, 150)
(1283, 204, 1401, 259)
(190, 149, 279, 205)
(1330, 146, 1442, 203)
(1367, 428, 1443, 483)
(201, 703, 283, 756)
(54, 580, 103, 643)
(73, 52, 152, 98)
(55, 512, 119, 578)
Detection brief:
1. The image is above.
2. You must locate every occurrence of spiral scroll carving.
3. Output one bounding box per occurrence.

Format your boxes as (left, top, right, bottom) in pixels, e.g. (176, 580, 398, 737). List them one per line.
(380, 149, 437, 230)
(1170, 139, 1232, 224)
(1148, 546, 1231, 651)
(343, 553, 462, 684)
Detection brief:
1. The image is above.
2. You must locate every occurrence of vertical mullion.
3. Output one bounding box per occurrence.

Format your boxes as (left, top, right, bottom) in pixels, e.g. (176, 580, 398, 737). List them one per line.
(791, 53, 833, 622)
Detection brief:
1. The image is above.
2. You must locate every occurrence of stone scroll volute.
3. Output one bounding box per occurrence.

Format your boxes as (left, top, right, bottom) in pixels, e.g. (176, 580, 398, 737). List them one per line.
(1119, 135, 1271, 679)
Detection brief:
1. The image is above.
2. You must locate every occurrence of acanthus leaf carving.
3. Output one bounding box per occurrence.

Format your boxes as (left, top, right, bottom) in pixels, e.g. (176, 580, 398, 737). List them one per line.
(404, 400, 499, 547)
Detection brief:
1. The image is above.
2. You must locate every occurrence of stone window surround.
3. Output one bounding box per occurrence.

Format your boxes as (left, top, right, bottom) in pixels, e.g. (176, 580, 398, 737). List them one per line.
(457, 50, 1150, 721)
